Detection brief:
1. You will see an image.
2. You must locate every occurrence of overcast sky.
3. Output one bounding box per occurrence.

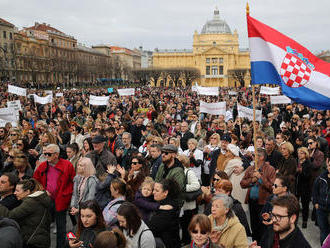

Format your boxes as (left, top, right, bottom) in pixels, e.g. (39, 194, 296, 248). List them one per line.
(2, 0, 329, 53)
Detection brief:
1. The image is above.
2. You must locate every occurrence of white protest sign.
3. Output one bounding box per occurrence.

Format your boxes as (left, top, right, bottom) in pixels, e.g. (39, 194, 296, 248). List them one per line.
(34, 94, 53, 105)
(45, 90, 53, 95)
(260, 86, 280, 95)
(199, 101, 226, 115)
(117, 88, 135, 96)
(0, 107, 18, 122)
(7, 100, 22, 111)
(89, 95, 110, 106)
(228, 91, 238, 95)
(192, 86, 198, 92)
(56, 93, 64, 97)
(196, 86, 219, 96)
(0, 119, 17, 127)
(8, 85, 27, 96)
(270, 95, 291, 105)
(237, 104, 262, 122)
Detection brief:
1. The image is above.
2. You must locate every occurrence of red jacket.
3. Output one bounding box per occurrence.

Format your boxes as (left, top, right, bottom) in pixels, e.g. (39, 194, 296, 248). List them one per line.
(34, 158, 75, 211)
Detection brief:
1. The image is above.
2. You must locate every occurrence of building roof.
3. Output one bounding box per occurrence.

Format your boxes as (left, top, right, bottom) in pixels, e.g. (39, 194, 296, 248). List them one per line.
(0, 18, 15, 27)
(110, 46, 140, 56)
(201, 7, 232, 34)
(25, 22, 65, 35)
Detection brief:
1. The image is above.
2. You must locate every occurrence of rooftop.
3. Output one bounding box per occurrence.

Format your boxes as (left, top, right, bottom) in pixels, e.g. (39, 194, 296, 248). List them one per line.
(201, 7, 232, 34)
(0, 18, 15, 27)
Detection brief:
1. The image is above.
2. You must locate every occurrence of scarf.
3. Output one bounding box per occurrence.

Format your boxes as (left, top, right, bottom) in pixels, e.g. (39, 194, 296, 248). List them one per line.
(190, 239, 210, 248)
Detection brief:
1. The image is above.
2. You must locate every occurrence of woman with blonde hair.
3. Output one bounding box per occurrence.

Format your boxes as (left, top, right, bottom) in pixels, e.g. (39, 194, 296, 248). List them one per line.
(70, 157, 99, 216)
(278, 141, 297, 192)
(169, 137, 183, 154)
(296, 146, 313, 228)
(13, 149, 34, 180)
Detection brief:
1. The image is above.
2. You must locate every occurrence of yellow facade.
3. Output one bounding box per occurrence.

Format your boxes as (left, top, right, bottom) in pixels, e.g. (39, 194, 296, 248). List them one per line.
(152, 8, 250, 87)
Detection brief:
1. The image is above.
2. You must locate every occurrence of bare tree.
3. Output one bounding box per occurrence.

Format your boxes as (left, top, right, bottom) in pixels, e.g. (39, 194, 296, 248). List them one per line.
(132, 68, 151, 86)
(228, 69, 248, 87)
(182, 68, 200, 87)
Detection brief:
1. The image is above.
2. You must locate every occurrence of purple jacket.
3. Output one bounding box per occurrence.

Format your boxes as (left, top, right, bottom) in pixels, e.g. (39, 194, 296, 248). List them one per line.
(134, 190, 159, 222)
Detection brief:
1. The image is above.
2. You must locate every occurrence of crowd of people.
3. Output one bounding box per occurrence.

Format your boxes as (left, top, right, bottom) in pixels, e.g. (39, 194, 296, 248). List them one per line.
(0, 83, 329, 248)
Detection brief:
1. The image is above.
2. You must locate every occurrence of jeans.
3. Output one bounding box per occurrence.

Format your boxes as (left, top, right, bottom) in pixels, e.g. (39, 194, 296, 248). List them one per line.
(50, 200, 67, 248)
(316, 208, 330, 245)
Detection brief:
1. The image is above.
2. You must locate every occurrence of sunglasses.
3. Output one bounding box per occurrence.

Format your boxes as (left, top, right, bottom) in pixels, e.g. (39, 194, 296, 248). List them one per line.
(307, 142, 314, 145)
(28, 132, 34, 134)
(131, 161, 139, 165)
(17, 143, 23, 146)
(10, 134, 17, 136)
(213, 178, 220, 182)
(44, 152, 55, 157)
(191, 230, 207, 235)
(272, 184, 283, 188)
(16, 155, 26, 159)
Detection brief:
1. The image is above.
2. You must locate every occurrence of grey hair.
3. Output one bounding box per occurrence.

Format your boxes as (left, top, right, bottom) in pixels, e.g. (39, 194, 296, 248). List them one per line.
(188, 138, 198, 146)
(212, 193, 233, 209)
(46, 144, 60, 153)
(122, 132, 131, 139)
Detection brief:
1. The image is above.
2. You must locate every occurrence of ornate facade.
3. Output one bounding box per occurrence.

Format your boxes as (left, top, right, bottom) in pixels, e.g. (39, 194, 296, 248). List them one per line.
(152, 8, 250, 87)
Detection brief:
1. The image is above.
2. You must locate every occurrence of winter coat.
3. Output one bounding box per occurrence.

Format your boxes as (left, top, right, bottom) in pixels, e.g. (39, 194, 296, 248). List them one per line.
(78, 226, 106, 248)
(183, 148, 203, 180)
(240, 162, 276, 205)
(278, 155, 297, 192)
(182, 239, 222, 248)
(182, 167, 200, 211)
(260, 225, 311, 248)
(34, 158, 75, 211)
(95, 172, 118, 210)
(0, 191, 51, 248)
(123, 220, 156, 248)
(310, 148, 325, 180)
(148, 197, 182, 248)
(209, 215, 248, 248)
(134, 190, 160, 222)
(296, 159, 312, 196)
(313, 171, 330, 210)
(70, 175, 99, 209)
(224, 157, 247, 205)
(86, 147, 117, 178)
(0, 217, 23, 248)
(155, 158, 185, 192)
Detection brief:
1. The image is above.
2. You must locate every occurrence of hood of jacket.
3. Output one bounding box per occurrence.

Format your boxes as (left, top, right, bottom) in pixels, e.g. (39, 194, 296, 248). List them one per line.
(0, 217, 21, 232)
(26, 191, 51, 208)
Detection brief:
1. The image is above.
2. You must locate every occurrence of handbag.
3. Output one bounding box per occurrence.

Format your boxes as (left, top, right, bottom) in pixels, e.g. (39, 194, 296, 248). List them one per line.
(184, 169, 202, 201)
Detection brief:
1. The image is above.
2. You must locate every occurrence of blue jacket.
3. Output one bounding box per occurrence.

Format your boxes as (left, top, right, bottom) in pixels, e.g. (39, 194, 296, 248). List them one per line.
(313, 171, 330, 210)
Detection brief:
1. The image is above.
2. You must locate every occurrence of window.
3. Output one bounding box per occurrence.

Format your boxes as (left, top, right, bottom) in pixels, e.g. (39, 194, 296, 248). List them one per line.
(213, 41, 216, 46)
(206, 66, 210, 75)
(219, 58, 223, 63)
(9, 33, 12, 40)
(206, 58, 210, 64)
(212, 58, 217, 63)
(212, 66, 218, 75)
(219, 66, 224, 75)
(3, 31, 6, 39)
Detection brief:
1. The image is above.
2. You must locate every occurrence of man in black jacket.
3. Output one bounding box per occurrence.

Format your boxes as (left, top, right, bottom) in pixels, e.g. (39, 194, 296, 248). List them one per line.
(0, 173, 21, 210)
(257, 194, 311, 248)
(265, 137, 283, 170)
(179, 121, 194, 151)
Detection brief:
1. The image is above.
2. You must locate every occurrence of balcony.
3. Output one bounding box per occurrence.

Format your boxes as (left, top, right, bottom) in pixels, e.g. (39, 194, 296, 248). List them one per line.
(203, 74, 225, 79)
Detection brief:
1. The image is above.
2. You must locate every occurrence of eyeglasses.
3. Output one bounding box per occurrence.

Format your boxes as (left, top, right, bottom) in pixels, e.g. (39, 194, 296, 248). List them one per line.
(272, 184, 284, 188)
(28, 132, 34, 135)
(44, 152, 55, 157)
(271, 213, 290, 222)
(17, 143, 23, 146)
(307, 142, 314, 145)
(213, 178, 220, 182)
(131, 161, 139, 165)
(10, 134, 17, 136)
(191, 230, 207, 235)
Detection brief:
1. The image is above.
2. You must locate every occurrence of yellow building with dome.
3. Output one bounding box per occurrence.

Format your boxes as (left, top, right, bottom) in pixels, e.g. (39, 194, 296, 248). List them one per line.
(152, 8, 250, 87)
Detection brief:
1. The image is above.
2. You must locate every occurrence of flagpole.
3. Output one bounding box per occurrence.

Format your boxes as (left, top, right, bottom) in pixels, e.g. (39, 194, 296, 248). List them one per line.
(247, 2, 259, 169)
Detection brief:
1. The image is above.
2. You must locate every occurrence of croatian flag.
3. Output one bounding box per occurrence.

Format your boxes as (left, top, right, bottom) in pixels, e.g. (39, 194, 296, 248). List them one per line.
(248, 15, 330, 110)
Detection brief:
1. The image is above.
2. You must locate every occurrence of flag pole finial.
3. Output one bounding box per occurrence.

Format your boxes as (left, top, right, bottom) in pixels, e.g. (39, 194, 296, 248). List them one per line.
(246, 2, 250, 15)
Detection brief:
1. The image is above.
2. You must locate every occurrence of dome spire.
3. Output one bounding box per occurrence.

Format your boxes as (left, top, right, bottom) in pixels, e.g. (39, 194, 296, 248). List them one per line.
(214, 6, 220, 20)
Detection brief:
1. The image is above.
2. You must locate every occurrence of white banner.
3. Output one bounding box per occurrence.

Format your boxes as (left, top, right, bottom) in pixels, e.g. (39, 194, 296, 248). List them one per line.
(117, 88, 135, 96)
(260, 86, 280, 95)
(237, 104, 262, 122)
(196, 86, 218, 96)
(192, 86, 197, 92)
(34, 94, 53, 105)
(45, 90, 53, 95)
(89, 95, 109, 106)
(200, 101, 226, 115)
(270, 95, 291, 105)
(56, 93, 64, 97)
(228, 90, 238, 95)
(7, 100, 22, 112)
(0, 119, 17, 127)
(8, 85, 27, 96)
(0, 107, 18, 122)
